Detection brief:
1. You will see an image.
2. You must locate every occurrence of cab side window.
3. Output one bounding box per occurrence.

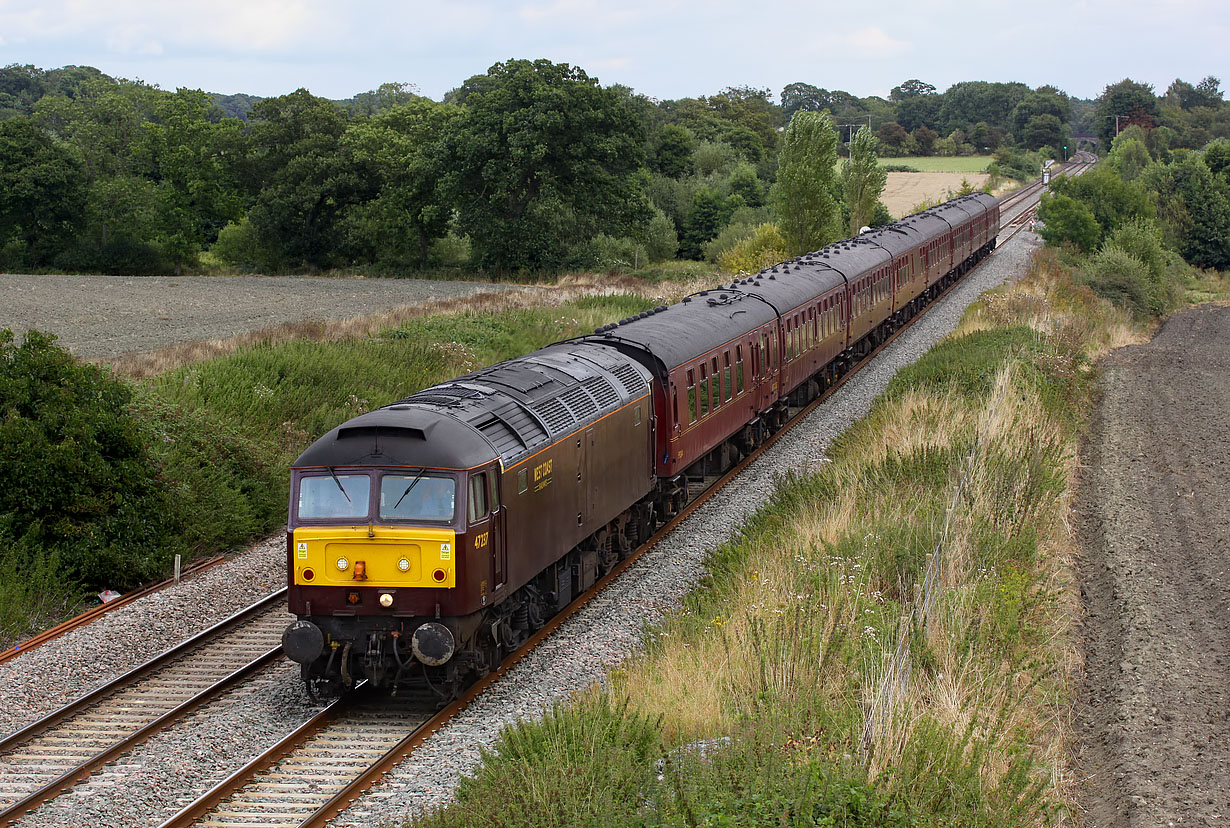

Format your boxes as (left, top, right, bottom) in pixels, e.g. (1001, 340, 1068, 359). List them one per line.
(468, 473, 488, 523)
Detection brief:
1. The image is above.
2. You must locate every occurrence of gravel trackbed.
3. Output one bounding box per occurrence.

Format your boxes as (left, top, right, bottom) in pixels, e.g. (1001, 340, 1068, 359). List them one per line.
(1074, 304, 1230, 827)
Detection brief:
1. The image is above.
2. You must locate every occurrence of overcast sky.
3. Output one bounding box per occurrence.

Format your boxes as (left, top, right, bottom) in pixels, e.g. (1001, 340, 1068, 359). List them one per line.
(1, 0, 1226, 103)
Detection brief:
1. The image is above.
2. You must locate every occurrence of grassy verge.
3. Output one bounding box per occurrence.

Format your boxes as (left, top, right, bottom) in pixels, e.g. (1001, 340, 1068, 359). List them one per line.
(410, 251, 1167, 827)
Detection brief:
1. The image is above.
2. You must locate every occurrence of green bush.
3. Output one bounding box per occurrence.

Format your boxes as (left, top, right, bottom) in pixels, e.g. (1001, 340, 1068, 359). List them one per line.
(1101, 218, 1166, 279)
(633, 206, 679, 263)
(0, 330, 180, 586)
(1037, 192, 1100, 253)
(428, 232, 471, 268)
(211, 216, 264, 271)
(718, 223, 788, 274)
(567, 234, 650, 272)
(1082, 247, 1168, 317)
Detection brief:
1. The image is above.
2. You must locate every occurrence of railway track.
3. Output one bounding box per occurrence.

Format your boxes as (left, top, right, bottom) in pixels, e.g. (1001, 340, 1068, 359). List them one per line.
(155, 220, 1035, 828)
(0, 554, 228, 666)
(0, 590, 289, 826)
(995, 157, 1095, 248)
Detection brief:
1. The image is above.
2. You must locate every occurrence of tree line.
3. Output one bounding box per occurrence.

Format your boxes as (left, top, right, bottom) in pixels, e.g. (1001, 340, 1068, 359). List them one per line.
(0, 61, 1226, 276)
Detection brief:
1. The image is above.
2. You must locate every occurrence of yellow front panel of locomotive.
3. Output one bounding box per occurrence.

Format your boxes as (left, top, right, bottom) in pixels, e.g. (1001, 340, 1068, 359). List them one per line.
(292, 525, 456, 588)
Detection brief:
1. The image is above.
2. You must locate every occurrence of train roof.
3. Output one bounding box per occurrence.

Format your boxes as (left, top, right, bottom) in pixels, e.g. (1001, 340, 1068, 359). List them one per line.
(582, 291, 778, 373)
(293, 342, 652, 471)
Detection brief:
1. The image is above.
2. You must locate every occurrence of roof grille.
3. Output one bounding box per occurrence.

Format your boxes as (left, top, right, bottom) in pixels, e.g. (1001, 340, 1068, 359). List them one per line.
(559, 387, 598, 420)
(533, 398, 573, 435)
(582, 376, 620, 409)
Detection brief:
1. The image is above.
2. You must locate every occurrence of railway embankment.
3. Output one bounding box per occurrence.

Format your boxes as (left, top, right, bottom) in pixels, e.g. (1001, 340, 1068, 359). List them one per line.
(407, 255, 1228, 827)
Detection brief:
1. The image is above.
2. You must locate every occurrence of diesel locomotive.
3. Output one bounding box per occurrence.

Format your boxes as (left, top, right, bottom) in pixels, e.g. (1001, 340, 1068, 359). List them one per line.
(281, 193, 1000, 700)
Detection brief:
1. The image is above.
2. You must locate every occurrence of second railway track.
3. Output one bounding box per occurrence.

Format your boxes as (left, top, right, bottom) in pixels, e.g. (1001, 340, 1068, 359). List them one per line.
(0, 591, 290, 826)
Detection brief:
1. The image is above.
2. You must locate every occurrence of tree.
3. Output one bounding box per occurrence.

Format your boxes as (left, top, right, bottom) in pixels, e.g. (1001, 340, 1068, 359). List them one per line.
(653, 124, 695, 178)
(137, 88, 245, 272)
(345, 82, 422, 117)
(1037, 192, 1100, 252)
(770, 110, 842, 255)
(680, 187, 724, 260)
(890, 79, 936, 101)
(1050, 164, 1153, 243)
(1167, 76, 1223, 110)
(1108, 136, 1151, 181)
(1096, 79, 1159, 145)
(727, 162, 764, 207)
(841, 126, 887, 234)
(1140, 153, 1230, 269)
(781, 82, 827, 120)
(937, 81, 1029, 135)
(912, 126, 938, 155)
(443, 59, 647, 272)
(246, 89, 361, 270)
(1011, 88, 1071, 136)
(0, 117, 86, 267)
(875, 121, 909, 153)
(341, 98, 460, 268)
(1023, 113, 1066, 151)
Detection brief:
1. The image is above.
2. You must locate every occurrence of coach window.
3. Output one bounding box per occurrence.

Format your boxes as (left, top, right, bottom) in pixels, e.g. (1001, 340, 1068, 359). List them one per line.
(687, 369, 698, 424)
(468, 473, 488, 524)
(699, 365, 710, 418)
(723, 353, 732, 401)
(735, 346, 745, 394)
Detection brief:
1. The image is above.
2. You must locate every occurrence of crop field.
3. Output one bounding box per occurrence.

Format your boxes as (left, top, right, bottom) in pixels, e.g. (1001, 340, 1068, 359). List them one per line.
(877, 155, 993, 172)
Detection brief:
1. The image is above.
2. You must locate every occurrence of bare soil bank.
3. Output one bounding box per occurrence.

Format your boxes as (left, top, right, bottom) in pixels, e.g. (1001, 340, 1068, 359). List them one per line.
(1074, 304, 1230, 827)
(0, 273, 525, 361)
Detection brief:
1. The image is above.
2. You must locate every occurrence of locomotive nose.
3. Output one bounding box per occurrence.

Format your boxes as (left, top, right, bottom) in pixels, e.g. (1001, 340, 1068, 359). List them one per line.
(282, 620, 325, 664)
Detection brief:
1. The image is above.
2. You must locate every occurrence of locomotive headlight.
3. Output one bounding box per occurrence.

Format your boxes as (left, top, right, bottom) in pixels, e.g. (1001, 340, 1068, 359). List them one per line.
(379, 592, 394, 608)
(335, 556, 349, 571)
(397, 558, 410, 572)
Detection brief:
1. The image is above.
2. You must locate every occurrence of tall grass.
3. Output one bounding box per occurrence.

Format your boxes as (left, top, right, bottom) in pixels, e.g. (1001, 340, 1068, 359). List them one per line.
(410, 250, 1163, 827)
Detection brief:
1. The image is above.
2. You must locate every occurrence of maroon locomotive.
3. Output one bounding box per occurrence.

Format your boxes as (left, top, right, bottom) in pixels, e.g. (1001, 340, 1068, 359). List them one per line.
(281, 193, 999, 699)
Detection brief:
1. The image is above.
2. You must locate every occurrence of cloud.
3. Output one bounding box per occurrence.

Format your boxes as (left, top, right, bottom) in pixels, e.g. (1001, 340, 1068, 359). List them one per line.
(517, 0, 655, 28)
(0, 0, 340, 55)
(834, 26, 911, 58)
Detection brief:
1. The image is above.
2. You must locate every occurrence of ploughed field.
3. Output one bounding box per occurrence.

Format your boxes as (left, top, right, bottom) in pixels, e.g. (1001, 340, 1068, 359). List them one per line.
(1075, 304, 1230, 827)
(0, 273, 526, 361)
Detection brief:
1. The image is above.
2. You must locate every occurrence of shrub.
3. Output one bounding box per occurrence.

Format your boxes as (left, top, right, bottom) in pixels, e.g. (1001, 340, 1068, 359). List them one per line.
(633, 206, 679, 263)
(1082, 247, 1166, 318)
(211, 216, 264, 271)
(1101, 218, 1166, 279)
(1037, 192, 1101, 253)
(418, 696, 662, 828)
(428, 232, 471, 268)
(718, 223, 788, 273)
(0, 330, 180, 586)
(567, 234, 650, 272)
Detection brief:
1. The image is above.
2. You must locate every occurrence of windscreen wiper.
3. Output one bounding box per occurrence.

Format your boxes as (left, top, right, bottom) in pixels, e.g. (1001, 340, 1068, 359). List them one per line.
(327, 467, 351, 502)
(392, 469, 427, 511)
